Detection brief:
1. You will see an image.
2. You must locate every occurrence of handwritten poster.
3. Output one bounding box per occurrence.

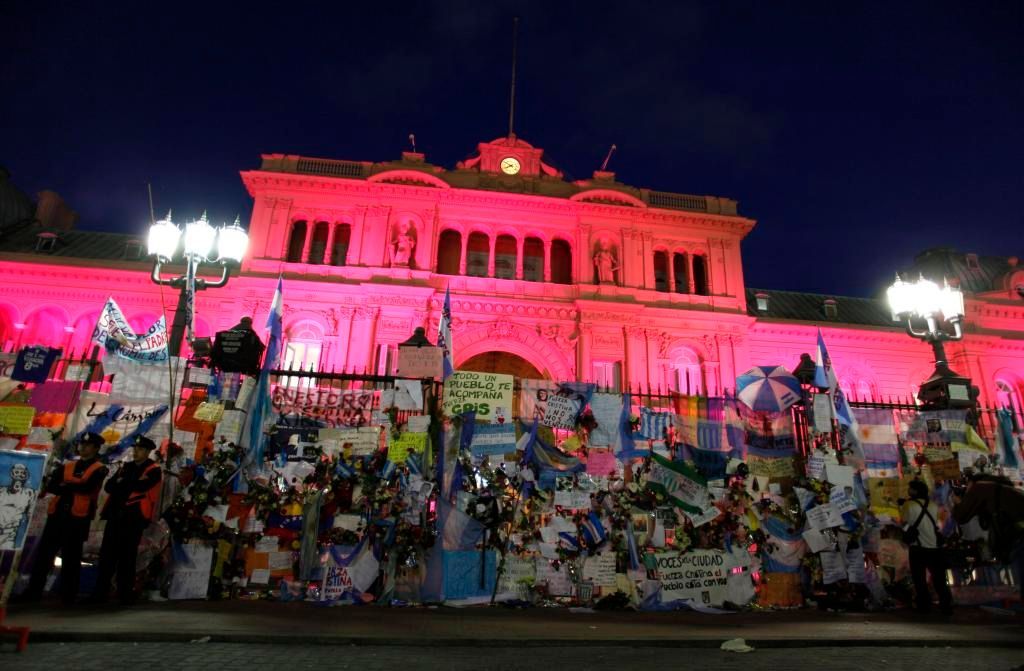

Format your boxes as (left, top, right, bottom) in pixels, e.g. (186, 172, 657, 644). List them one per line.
(322, 426, 381, 456)
(655, 550, 729, 606)
(272, 387, 375, 428)
(442, 371, 513, 422)
(0, 404, 35, 435)
(387, 431, 428, 462)
(582, 553, 617, 587)
(543, 395, 580, 430)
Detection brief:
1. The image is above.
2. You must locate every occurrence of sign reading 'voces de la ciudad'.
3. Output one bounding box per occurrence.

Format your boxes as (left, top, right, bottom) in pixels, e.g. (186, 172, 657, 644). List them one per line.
(654, 550, 729, 606)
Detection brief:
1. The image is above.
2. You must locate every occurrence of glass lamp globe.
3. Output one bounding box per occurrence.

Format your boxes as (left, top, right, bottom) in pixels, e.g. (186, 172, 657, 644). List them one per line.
(148, 213, 180, 261)
(217, 217, 249, 263)
(184, 212, 217, 259)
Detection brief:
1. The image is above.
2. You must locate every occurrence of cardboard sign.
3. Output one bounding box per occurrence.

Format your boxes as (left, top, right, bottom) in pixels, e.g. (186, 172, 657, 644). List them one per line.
(655, 550, 729, 606)
(535, 558, 572, 595)
(496, 556, 536, 596)
(928, 458, 962, 481)
(442, 371, 513, 422)
(396, 346, 443, 379)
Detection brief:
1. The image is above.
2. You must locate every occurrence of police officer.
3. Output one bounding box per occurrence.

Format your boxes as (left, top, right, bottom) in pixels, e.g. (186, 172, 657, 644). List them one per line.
(24, 432, 108, 604)
(92, 435, 163, 605)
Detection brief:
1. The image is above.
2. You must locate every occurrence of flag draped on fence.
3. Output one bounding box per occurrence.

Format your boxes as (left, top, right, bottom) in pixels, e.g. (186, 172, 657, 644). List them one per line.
(851, 407, 900, 477)
(645, 452, 709, 514)
(245, 276, 283, 469)
(437, 286, 454, 380)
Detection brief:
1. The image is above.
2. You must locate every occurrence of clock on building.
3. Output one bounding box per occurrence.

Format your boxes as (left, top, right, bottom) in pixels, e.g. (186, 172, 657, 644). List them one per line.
(500, 156, 521, 175)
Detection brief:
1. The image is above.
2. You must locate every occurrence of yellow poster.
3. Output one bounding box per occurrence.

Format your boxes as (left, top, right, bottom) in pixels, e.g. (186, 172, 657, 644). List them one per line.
(387, 431, 428, 462)
(0, 404, 35, 435)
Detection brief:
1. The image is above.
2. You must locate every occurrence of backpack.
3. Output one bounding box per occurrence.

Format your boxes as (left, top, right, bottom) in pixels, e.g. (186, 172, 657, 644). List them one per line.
(903, 501, 943, 547)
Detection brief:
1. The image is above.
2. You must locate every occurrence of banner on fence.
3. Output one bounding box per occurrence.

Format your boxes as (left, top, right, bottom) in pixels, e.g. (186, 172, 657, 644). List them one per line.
(92, 297, 169, 363)
(271, 387, 375, 428)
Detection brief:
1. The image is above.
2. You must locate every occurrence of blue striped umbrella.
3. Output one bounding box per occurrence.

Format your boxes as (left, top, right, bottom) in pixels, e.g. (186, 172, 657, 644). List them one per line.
(736, 365, 802, 413)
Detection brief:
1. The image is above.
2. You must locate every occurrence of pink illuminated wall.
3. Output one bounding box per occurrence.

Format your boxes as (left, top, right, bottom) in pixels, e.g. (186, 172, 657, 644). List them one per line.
(0, 135, 1022, 408)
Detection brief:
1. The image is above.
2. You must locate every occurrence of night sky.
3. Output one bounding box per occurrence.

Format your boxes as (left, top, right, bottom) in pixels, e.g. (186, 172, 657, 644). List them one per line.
(3, 2, 1021, 297)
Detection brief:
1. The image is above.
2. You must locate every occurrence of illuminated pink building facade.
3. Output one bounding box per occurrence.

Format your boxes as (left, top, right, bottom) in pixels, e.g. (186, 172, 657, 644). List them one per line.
(1, 136, 1023, 411)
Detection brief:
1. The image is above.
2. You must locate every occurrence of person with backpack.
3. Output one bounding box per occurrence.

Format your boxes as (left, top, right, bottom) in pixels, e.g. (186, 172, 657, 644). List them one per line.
(901, 479, 952, 614)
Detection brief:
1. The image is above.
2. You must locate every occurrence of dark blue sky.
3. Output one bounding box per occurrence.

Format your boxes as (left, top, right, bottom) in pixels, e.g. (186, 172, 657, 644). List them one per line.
(2, 2, 1021, 297)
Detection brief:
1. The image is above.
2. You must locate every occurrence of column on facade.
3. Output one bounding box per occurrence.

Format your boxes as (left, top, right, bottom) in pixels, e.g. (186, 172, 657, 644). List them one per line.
(644, 329, 660, 391)
(348, 307, 379, 373)
(625, 326, 647, 391)
(459, 233, 468, 275)
(300, 220, 315, 263)
(543, 240, 552, 283)
(488, 235, 497, 277)
(640, 232, 654, 290)
(688, 254, 698, 294)
(324, 222, 338, 265)
(516, 237, 525, 280)
(578, 323, 593, 383)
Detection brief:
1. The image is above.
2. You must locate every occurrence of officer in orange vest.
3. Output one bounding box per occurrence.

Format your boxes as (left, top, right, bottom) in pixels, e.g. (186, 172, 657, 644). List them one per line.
(24, 431, 109, 604)
(92, 435, 163, 605)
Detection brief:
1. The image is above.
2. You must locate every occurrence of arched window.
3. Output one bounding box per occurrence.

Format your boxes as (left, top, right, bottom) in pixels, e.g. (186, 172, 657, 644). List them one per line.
(855, 379, 876, 402)
(996, 379, 1023, 414)
(653, 251, 669, 292)
(286, 221, 307, 263)
(523, 237, 544, 282)
(282, 321, 324, 389)
(673, 253, 689, 294)
(495, 234, 517, 279)
(668, 348, 704, 395)
(307, 222, 330, 265)
(21, 306, 67, 348)
(466, 232, 489, 277)
(692, 254, 709, 295)
(436, 230, 461, 275)
(550, 239, 572, 284)
(331, 223, 351, 266)
(0, 304, 17, 350)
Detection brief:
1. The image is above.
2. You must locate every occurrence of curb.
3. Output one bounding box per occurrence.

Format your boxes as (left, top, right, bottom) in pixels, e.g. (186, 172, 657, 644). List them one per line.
(22, 631, 1024, 649)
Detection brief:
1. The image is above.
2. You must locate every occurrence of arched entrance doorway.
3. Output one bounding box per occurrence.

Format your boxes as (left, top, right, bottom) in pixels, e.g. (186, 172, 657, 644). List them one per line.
(460, 351, 544, 380)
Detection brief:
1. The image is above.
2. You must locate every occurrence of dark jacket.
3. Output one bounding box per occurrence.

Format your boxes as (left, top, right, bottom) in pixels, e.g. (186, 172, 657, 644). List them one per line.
(101, 458, 162, 522)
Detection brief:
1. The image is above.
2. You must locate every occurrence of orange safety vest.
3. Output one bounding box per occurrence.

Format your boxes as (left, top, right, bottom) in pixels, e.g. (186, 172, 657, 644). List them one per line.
(124, 462, 162, 522)
(48, 460, 105, 518)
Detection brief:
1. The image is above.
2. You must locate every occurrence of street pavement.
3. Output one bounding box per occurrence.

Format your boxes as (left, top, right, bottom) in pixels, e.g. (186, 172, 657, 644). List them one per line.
(2, 599, 1023, 649)
(2, 643, 1024, 671)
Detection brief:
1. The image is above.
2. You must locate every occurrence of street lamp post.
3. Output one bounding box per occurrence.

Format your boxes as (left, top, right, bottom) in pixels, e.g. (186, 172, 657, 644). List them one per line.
(148, 211, 249, 357)
(887, 274, 973, 409)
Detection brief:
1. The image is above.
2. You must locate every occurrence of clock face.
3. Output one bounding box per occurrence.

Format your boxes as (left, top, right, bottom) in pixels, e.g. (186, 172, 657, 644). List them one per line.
(500, 156, 521, 175)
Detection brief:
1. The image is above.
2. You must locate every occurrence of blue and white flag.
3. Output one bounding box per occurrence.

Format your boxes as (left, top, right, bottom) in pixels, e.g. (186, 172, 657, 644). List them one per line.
(244, 276, 283, 469)
(639, 407, 674, 440)
(437, 286, 454, 380)
(813, 329, 855, 428)
(92, 297, 168, 364)
(852, 407, 900, 476)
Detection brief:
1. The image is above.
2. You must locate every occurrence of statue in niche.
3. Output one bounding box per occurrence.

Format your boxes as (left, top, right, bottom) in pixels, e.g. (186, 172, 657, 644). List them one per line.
(390, 219, 417, 267)
(593, 240, 620, 285)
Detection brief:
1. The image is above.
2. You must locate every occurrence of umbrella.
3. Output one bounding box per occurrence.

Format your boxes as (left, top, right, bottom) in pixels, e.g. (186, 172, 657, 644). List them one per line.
(736, 365, 802, 413)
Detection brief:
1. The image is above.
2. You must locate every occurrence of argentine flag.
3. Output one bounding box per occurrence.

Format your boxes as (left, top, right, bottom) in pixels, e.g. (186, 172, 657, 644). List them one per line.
(437, 286, 454, 380)
(245, 276, 284, 469)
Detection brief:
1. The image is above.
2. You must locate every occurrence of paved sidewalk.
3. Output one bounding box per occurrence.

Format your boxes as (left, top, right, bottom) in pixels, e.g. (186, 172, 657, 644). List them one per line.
(4, 601, 1023, 648)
